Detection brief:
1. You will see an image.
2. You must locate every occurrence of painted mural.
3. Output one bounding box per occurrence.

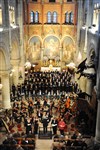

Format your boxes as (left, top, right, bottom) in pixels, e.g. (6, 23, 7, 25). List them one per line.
(28, 36, 41, 62)
(43, 36, 60, 59)
(62, 37, 75, 64)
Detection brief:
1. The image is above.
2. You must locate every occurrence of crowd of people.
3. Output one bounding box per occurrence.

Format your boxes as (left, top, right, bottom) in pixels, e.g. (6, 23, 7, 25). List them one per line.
(11, 70, 79, 100)
(0, 69, 92, 150)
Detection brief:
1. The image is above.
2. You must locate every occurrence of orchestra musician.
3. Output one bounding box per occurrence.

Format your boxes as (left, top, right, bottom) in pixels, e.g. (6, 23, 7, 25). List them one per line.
(51, 117, 58, 135)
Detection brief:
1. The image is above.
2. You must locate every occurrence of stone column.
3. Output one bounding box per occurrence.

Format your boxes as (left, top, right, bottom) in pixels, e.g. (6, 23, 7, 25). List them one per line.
(77, 0, 84, 45)
(84, 27, 88, 53)
(41, 47, 44, 61)
(41, 47, 44, 68)
(2, 0, 9, 27)
(84, 0, 93, 53)
(86, 78, 93, 95)
(17, 0, 25, 82)
(59, 47, 63, 68)
(86, 0, 93, 27)
(95, 100, 100, 144)
(98, 11, 100, 34)
(76, 0, 84, 63)
(2, 73, 11, 109)
(95, 75, 100, 146)
(79, 76, 86, 92)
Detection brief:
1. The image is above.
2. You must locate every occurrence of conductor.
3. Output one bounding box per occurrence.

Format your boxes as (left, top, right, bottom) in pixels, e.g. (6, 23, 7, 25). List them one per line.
(42, 113, 49, 134)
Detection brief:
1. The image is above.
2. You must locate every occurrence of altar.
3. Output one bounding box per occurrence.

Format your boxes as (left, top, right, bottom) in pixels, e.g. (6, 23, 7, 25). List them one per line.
(41, 67, 61, 72)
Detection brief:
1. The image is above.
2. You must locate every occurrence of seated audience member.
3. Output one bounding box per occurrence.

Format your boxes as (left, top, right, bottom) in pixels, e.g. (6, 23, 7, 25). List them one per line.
(71, 131, 78, 139)
(65, 139, 72, 146)
(13, 131, 21, 137)
(2, 137, 9, 144)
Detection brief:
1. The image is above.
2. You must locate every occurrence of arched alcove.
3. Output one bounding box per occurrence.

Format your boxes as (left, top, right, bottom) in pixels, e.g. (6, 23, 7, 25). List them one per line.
(62, 36, 75, 64)
(28, 36, 41, 62)
(43, 36, 60, 59)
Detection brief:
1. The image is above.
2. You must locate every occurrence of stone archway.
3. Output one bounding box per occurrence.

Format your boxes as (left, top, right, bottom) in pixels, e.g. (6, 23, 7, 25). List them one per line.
(0, 49, 6, 71)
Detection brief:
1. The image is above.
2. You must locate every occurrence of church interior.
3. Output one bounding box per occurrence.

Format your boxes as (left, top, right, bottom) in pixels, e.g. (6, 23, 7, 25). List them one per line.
(0, 0, 100, 149)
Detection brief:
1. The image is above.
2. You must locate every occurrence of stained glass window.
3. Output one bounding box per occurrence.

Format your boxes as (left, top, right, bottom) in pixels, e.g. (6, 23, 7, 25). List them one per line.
(53, 11, 57, 23)
(47, 11, 52, 23)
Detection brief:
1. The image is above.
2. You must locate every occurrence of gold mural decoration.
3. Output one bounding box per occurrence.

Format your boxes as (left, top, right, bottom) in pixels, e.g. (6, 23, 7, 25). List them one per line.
(29, 26, 42, 37)
(63, 44, 75, 63)
(44, 25, 60, 36)
(27, 36, 41, 62)
(63, 37, 75, 64)
(44, 36, 60, 59)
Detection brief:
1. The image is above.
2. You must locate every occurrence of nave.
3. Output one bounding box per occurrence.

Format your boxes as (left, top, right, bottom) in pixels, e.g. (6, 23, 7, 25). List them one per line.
(0, 70, 96, 150)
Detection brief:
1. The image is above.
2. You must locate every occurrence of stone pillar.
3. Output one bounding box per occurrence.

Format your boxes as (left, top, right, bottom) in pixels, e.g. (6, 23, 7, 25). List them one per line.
(86, 78, 93, 96)
(95, 100, 100, 145)
(77, 0, 84, 45)
(76, 0, 84, 62)
(95, 74, 100, 146)
(84, 0, 93, 53)
(17, 0, 25, 82)
(41, 47, 44, 67)
(84, 27, 88, 53)
(79, 76, 86, 92)
(98, 12, 100, 34)
(2, 73, 11, 109)
(41, 47, 44, 61)
(59, 47, 63, 68)
(2, 0, 9, 27)
(86, 0, 93, 27)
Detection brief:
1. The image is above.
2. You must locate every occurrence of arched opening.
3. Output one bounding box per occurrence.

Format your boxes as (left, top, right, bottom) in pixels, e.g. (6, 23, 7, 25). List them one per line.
(62, 37, 75, 65)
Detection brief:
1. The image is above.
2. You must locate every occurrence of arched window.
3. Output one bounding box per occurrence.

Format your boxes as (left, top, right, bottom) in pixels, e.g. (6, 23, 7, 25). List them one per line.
(9, 6, 15, 25)
(53, 11, 57, 23)
(30, 11, 34, 23)
(69, 12, 73, 24)
(65, 12, 69, 23)
(35, 11, 39, 23)
(47, 11, 52, 23)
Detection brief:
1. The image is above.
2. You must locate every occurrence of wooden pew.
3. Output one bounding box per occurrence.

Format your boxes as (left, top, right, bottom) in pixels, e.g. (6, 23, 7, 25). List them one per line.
(1, 144, 35, 150)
